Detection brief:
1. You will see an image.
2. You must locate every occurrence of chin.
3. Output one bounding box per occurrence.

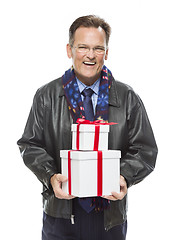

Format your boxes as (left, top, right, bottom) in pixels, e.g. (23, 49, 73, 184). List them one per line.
(80, 75, 99, 85)
(74, 68, 100, 84)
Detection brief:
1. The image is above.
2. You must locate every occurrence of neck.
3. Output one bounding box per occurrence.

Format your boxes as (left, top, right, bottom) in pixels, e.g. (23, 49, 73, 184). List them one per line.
(74, 71, 101, 86)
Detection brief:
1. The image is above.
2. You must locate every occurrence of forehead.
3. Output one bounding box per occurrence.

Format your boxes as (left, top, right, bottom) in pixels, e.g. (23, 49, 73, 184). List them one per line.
(73, 27, 106, 45)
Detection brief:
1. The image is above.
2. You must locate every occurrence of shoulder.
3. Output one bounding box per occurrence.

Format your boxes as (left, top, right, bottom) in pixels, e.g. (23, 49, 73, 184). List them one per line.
(33, 77, 64, 101)
(111, 78, 137, 100)
(111, 78, 142, 109)
(32, 77, 64, 107)
(113, 78, 134, 93)
(37, 77, 63, 96)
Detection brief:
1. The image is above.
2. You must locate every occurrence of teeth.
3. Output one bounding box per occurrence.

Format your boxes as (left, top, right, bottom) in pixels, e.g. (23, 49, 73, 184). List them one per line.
(84, 62, 95, 65)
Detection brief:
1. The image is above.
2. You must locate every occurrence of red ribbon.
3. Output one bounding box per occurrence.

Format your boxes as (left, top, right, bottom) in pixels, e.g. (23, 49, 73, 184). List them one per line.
(97, 151, 103, 196)
(68, 151, 72, 195)
(67, 150, 103, 196)
(76, 118, 117, 125)
(76, 118, 117, 150)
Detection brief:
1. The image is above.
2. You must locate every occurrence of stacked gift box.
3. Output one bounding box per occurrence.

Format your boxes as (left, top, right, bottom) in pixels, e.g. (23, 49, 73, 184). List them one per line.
(60, 119, 121, 197)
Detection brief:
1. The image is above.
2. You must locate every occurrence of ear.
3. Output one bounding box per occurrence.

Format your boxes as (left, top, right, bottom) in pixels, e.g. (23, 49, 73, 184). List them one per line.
(105, 48, 109, 60)
(66, 44, 72, 59)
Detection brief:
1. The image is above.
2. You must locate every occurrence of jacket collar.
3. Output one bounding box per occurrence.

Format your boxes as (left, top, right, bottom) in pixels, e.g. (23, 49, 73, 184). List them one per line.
(59, 85, 65, 97)
(109, 78, 120, 108)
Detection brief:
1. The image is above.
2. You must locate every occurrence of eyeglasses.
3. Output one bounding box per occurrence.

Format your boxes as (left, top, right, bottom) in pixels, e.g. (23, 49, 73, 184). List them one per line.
(72, 45, 106, 55)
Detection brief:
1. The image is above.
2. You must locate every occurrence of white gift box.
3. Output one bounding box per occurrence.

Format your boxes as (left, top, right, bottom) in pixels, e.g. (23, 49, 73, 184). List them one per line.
(71, 124, 110, 151)
(60, 150, 121, 197)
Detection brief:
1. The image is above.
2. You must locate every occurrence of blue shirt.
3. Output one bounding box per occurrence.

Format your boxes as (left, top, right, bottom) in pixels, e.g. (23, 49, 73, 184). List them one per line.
(76, 78, 100, 115)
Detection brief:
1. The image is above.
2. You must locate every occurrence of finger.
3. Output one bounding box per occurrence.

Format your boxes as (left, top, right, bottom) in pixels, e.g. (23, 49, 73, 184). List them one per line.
(111, 191, 125, 200)
(55, 188, 71, 199)
(56, 174, 68, 183)
(120, 176, 127, 188)
(102, 195, 118, 201)
(67, 195, 76, 200)
(54, 184, 76, 199)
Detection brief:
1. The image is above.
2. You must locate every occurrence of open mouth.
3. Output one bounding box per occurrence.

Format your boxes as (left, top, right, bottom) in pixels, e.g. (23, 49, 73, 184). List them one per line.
(83, 61, 96, 66)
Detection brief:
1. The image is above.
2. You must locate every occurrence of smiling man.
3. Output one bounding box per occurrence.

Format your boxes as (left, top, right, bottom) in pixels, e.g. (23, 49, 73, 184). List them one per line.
(17, 15, 158, 240)
(67, 26, 108, 86)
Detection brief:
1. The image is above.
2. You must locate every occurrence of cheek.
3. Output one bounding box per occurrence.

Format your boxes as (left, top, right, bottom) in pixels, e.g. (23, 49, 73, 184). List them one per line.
(97, 56, 105, 66)
(72, 55, 83, 67)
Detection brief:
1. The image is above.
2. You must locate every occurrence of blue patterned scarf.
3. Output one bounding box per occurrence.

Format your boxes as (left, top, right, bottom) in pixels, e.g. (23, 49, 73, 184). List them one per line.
(62, 65, 113, 123)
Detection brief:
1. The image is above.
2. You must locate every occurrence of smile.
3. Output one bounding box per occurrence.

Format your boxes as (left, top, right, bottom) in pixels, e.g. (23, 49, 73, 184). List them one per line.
(83, 61, 96, 66)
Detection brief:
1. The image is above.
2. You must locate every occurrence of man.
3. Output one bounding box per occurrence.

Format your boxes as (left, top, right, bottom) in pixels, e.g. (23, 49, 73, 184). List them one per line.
(17, 15, 158, 240)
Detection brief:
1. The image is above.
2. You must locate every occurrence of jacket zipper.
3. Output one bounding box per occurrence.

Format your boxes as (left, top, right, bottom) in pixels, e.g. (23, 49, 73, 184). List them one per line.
(71, 214, 75, 224)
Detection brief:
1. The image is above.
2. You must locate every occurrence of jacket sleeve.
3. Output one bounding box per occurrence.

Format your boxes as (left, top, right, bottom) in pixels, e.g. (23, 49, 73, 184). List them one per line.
(17, 89, 58, 191)
(120, 90, 158, 188)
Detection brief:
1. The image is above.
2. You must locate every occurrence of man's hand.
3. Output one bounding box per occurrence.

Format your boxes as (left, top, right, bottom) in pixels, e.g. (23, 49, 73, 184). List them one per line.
(102, 175, 127, 201)
(50, 173, 75, 200)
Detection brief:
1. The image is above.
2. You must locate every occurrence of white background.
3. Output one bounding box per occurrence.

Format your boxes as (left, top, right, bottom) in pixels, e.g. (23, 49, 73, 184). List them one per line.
(1, 0, 178, 239)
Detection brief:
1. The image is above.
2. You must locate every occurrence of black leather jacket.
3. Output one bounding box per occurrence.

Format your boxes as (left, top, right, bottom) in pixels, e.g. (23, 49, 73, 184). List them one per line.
(17, 76, 158, 231)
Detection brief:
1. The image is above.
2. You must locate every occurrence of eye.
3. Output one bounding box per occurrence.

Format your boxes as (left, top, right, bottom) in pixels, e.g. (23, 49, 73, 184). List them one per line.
(94, 48, 105, 55)
(94, 47, 105, 53)
(96, 47, 105, 51)
(78, 46, 88, 50)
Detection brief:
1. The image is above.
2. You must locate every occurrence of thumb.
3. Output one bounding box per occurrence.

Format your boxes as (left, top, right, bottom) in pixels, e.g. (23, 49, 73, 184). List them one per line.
(120, 175, 127, 187)
(56, 174, 68, 183)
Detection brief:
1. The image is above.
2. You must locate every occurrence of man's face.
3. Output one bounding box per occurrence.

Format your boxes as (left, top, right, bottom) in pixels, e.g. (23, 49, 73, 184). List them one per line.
(67, 27, 108, 86)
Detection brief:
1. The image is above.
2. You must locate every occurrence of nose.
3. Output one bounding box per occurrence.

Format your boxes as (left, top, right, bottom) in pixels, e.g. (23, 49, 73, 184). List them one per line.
(86, 48, 95, 59)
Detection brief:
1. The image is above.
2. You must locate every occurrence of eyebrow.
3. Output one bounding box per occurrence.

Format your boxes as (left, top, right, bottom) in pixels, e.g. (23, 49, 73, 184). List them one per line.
(77, 44, 105, 48)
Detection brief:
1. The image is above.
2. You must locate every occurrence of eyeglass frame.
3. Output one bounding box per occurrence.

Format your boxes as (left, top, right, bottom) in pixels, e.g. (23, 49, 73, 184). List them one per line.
(71, 44, 107, 55)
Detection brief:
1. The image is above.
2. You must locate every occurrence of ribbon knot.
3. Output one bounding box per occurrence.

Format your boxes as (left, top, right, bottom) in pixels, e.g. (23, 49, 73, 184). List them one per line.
(76, 118, 118, 126)
(76, 118, 118, 151)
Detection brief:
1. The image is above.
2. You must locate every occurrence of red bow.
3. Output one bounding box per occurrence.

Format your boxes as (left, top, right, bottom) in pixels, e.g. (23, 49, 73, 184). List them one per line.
(76, 118, 118, 125)
(76, 118, 118, 150)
